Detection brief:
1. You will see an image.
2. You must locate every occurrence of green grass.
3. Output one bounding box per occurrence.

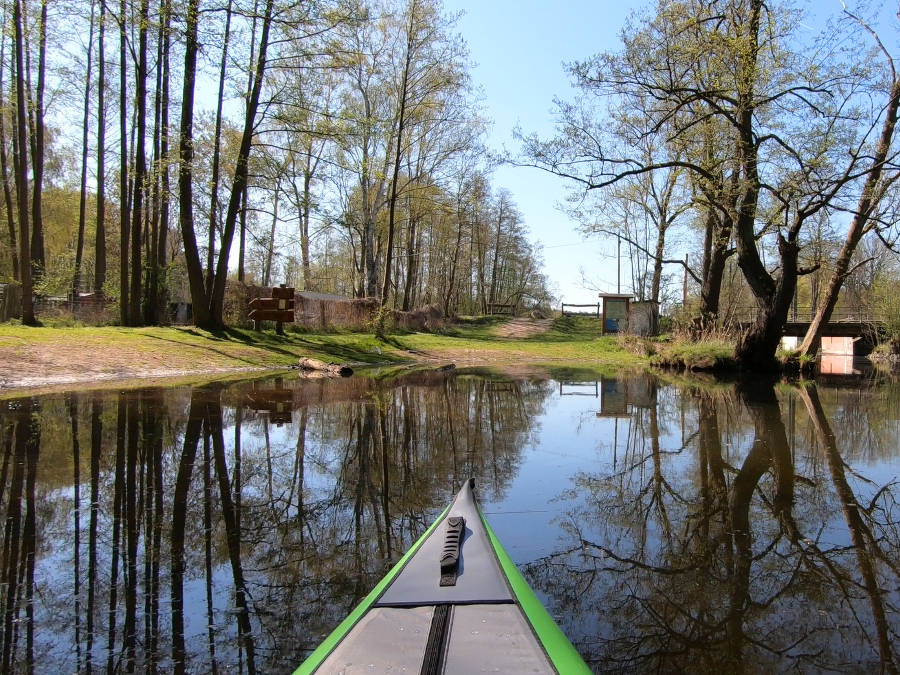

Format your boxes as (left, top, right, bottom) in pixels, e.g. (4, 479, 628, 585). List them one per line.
(441, 314, 509, 338)
(0, 324, 412, 373)
(379, 314, 638, 366)
(648, 337, 737, 371)
(0, 316, 744, 394)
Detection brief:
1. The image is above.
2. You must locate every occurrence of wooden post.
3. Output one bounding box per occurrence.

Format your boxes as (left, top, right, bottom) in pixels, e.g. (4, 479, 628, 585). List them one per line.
(625, 297, 631, 334)
(601, 298, 607, 335)
(276, 283, 287, 335)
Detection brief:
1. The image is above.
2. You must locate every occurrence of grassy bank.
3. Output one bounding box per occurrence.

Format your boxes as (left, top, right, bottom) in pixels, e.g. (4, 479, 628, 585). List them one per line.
(0, 315, 740, 395)
(393, 315, 640, 366)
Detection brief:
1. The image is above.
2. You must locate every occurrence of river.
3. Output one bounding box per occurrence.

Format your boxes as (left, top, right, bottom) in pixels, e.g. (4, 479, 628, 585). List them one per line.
(0, 366, 898, 672)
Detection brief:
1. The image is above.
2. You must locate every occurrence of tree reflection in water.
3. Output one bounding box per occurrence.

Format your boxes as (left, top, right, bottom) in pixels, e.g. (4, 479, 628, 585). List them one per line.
(527, 376, 900, 673)
(0, 370, 550, 672)
(1, 371, 898, 672)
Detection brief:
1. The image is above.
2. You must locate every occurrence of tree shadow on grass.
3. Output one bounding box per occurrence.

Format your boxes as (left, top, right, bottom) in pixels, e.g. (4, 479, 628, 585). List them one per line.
(142, 331, 292, 367)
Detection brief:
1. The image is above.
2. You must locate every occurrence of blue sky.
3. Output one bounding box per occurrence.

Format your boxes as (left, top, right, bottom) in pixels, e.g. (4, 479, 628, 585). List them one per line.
(443, 0, 635, 304)
(442, 0, 900, 305)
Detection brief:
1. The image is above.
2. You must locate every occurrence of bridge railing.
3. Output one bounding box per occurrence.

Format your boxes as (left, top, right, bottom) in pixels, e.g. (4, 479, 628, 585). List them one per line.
(731, 306, 881, 324)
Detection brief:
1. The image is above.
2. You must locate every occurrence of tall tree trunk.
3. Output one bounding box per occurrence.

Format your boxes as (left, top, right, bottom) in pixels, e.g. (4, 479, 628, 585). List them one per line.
(236, 0, 259, 288)
(443, 208, 464, 315)
(380, 1, 416, 312)
(74, 2, 96, 304)
(238, 187, 247, 283)
(299, 145, 318, 291)
(363, 207, 376, 296)
(28, 0, 47, 275)
(94, 0, 107, 297)
(0, 33, 19, 282)
(129, 0, 149, 325)
(207, 0, 234, 299)
(148, 0, 164, 324)
(731, 0, 797, 371)
(699, 209, 732, 323)
(402, 213, 417, 311)
(735, 234, 799, 371)
(178, 0, 212, 327)
(118, 0, 130, 324)
(157, 0, 170, 295)
(474, 210, 487, 314)
(12, 0, 34, 324)
(263, 183, 278, 287)
(208, 0, 276, 327)
(798, 37, 900, 357)
(488, 201, 504, 308)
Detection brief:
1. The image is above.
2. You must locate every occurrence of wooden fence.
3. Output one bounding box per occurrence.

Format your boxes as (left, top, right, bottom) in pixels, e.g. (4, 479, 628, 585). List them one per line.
(487, 303, 515, 316)
(0, 283, 21, 322)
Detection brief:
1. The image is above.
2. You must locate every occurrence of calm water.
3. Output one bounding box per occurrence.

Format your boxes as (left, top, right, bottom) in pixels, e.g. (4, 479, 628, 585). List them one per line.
(1, 368, 899, 673)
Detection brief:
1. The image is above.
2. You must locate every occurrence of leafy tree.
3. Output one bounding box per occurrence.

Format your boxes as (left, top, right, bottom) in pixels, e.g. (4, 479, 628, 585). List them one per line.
(522, 0, 897, 370)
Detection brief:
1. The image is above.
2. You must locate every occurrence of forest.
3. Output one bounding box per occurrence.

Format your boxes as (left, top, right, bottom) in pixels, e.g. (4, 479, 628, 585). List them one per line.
(3, 0, 900, 372)
(0, 0, 553, 328)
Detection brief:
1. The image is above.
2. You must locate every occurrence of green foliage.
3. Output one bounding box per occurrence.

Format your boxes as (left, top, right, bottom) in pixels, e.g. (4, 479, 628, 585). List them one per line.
(372, 304, 392, 340)
(648, 337, 736, 371)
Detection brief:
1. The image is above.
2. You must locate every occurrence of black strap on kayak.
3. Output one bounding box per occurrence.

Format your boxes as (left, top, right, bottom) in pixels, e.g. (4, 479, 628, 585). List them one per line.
(420, 604, 452, 675)
(439, 516, 465, 586)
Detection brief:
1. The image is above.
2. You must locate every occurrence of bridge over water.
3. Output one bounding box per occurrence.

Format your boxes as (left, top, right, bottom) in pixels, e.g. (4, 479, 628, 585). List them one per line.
(735, 307, 888, 354)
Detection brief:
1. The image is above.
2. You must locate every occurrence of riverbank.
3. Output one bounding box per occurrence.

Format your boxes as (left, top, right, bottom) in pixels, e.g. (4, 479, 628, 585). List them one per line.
(0, 317, 655, 395)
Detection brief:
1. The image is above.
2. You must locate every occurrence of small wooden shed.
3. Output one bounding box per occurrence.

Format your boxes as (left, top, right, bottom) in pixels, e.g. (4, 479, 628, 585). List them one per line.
(598, 293, 633, 335)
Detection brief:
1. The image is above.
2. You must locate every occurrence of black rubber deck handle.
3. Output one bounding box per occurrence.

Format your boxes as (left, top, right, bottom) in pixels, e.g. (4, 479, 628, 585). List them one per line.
(439, 516, 465, 586)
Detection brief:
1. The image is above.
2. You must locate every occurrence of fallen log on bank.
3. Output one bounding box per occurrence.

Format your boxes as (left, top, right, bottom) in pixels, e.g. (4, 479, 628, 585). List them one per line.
(298, 357, 354, 377)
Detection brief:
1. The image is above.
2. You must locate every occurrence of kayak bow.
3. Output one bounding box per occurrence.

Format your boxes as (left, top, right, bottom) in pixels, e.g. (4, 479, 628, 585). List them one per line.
(295, 478, 590, 674)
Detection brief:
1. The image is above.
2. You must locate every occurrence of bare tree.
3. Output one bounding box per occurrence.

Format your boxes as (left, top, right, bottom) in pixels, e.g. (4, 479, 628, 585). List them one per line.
(797, 6, 900, 360)
(521, 0, 892, 370)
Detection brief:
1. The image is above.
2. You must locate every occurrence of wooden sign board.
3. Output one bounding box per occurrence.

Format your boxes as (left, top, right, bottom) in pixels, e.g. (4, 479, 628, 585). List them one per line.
(249, 297, 295, 311)
(249, 308, 295, 323)
(272, 286, 294, 300)
(250, 287, 296, 332)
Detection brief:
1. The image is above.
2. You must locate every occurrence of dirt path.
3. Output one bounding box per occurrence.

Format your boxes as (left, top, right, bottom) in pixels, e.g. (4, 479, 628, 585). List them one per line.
(493, 317, 553, 338)
(0, 332, 271, 394)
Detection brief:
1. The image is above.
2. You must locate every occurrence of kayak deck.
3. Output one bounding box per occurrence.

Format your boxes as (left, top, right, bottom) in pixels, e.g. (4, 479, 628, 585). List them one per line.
(296, 479, 590, 674)
(315, 603, 555, 672)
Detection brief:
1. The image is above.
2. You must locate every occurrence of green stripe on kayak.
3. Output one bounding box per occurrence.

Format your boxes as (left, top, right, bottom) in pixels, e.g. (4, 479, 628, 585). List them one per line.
(293, 505, 450, 675)
(478, 506, 592, 674)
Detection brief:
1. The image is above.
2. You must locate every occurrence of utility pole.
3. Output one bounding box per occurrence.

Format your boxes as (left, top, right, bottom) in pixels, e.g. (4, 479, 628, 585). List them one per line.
(682, 253, 688, 306)
(616, 235, 621, 294)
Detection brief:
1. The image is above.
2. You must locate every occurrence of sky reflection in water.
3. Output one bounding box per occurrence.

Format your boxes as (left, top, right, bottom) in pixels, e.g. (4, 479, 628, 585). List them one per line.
(0, 368, 898, 673)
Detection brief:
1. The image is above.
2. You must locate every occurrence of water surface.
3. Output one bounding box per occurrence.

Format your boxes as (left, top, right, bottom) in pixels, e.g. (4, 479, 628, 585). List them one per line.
(1, 368, 898, 673)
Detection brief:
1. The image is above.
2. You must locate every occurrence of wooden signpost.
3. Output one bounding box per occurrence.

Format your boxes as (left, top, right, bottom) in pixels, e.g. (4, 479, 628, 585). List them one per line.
(249, 285, 295, 334)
